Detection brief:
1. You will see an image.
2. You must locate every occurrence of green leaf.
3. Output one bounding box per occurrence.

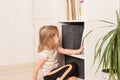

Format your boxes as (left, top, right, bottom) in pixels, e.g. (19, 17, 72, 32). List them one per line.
(96, 25, 116, 29)
(117, 34, 120, 80)
(94, 30, 115, 72)
(116, 10, 120, 31)
(94, 37, 103, 62)
(83, 25, 115, 41)
(98, 20, 116, 25)
(84, 10, 120, 80)
(94, 29, 115, 63)
(113, 37, 117, 74)
(82, 30, 93, 41)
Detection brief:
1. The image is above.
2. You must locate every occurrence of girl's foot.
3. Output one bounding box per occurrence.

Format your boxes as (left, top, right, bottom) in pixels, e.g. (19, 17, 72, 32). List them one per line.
(67, 76, 77, 80)
(56, 77, 63, 80)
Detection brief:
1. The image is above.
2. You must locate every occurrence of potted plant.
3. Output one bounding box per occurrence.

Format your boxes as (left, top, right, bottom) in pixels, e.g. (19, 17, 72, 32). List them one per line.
(83, 10, 120, 80)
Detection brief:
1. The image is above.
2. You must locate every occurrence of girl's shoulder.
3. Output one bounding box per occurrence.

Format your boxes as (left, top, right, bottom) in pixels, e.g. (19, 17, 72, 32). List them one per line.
(39, 50, 51, 54)
(37, 50, 51, 60)
(37, 49, 57, 60)
(38, 50, 55, 56)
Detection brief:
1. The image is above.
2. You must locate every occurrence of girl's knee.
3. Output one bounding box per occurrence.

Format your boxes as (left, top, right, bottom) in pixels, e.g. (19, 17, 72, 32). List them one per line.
(68, 62, 78, 76)
(69, 62, 78, 69)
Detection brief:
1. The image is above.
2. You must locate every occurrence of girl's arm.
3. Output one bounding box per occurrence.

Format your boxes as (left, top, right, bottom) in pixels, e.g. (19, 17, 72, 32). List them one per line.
(57, 46, 83, 55)
(32, 59, 46, 80)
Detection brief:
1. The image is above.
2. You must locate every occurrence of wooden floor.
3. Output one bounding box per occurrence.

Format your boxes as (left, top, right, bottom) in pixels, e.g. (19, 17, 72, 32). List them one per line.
(0, 63, 43, 80)
(0, 63, 83, 80)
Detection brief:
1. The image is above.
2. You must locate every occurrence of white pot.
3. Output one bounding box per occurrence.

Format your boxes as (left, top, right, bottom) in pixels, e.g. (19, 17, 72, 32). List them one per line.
(103, 73, 117, 80)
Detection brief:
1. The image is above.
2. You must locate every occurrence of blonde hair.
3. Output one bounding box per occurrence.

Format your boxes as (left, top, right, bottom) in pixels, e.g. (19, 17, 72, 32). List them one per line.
(38, 25, 59, 52)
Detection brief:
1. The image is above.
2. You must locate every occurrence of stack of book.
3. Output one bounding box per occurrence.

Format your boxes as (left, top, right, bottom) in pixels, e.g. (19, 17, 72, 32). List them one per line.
(66, 0, 84, 20)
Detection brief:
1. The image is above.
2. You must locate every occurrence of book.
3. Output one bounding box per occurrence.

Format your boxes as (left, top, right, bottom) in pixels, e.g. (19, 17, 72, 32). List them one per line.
(80, 0, 84, 20)
(66, 0, 82, 20)
(67, 0, 73, 20)
(75, 0, 80, 20)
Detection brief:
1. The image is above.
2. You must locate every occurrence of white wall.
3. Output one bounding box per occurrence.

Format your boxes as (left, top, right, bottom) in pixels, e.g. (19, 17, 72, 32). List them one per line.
(33, 0, 64, 66)
(1, 0, 119, 79)
(85, 0, 119, 80)
(0, 0, 35, 66)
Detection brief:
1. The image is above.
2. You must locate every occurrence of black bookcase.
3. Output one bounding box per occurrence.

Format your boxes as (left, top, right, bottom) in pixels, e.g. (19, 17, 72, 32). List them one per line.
(62, 22, 84, 79)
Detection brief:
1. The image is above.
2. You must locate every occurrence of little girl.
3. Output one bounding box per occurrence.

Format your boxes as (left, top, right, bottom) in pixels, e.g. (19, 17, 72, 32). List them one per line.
(32, 25, 83, 80)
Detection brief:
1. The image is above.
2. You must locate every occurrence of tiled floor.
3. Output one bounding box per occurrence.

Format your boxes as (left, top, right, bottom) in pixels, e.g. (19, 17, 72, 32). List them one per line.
(0, 63, 83, 80)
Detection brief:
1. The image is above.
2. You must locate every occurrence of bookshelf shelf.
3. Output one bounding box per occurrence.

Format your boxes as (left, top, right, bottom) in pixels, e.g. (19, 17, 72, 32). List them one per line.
(57, 0, 85, 79)
(61, 22, 84, 79)
(59, 20, 84, 25)
(60, 0, 85, 77)
(70, 54, 85, 59)
(59, 20, 84, 23)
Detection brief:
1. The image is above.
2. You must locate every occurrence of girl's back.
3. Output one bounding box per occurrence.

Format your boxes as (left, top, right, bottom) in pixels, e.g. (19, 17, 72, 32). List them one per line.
(37, 50, 58, 76)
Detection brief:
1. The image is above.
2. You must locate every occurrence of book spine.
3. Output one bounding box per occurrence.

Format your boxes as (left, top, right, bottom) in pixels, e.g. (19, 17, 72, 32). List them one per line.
(75, 0, 80, 20)
(68, 0, 73, 20)
(80, 0, 84, 20)
(66, 0, 69, 20)
(72, 0, 76, 20)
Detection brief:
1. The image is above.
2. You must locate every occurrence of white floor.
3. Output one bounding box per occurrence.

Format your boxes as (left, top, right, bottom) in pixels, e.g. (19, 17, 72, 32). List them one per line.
(0, 63, 83, 80)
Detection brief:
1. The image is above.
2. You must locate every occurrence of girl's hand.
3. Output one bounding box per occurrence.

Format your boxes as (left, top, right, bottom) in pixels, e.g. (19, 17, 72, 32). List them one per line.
(78, 46, 83, 54)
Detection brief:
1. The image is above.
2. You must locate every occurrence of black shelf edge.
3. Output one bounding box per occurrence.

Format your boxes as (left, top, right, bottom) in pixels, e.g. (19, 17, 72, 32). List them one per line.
(59, 21, 84, 25)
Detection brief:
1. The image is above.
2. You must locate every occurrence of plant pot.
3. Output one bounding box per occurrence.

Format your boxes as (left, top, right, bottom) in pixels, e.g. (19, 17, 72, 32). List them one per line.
(102, 69, 117, 80)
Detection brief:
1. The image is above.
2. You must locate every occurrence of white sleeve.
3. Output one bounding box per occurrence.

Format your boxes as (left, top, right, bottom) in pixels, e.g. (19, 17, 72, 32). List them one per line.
(37, 52, 49, 60)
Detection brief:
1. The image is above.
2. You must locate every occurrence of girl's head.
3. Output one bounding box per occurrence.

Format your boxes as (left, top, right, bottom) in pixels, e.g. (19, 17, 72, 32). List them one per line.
(38, 25, 59, 52)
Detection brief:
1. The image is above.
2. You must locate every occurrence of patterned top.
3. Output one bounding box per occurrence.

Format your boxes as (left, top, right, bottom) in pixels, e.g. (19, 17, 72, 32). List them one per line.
(37, 50, 59, 76)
